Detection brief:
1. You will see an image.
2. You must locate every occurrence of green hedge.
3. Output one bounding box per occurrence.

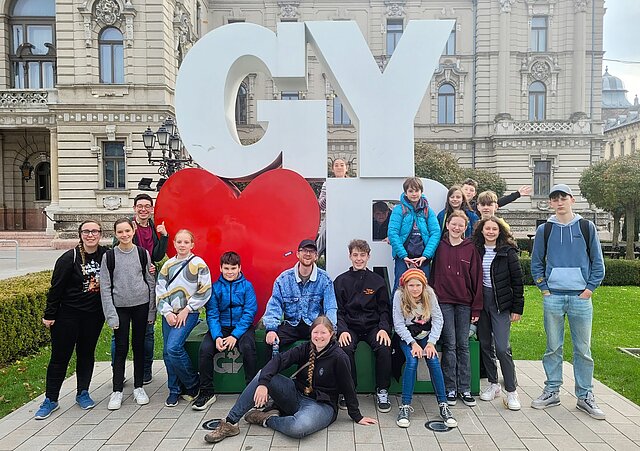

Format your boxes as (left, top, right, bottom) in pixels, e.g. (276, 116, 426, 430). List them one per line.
(519, 257, 640, 286)
(0, 271, 52, 365)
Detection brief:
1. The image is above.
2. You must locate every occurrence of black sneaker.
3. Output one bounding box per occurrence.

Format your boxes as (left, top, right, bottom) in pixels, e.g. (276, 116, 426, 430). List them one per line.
(459, 392, 476, 407)
(375, 388, 391, 413)
(338, 395, 347, 410)
(192, 391, 217, 411)
(446, 390, 457, 406)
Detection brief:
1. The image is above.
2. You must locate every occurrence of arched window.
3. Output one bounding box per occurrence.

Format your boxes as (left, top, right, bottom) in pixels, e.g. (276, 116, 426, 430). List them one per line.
(10, 0, 56, 89)
(35, 162, 51, 201)
(529, 81, 546, 121)
(99, 28, 124, 84)
(438, 83, 455, 124)
(235, 83, 248, 125)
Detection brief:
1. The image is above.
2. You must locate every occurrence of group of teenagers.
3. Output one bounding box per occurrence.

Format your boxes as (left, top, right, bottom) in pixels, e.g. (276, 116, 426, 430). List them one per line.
(35, 173, 607, 445)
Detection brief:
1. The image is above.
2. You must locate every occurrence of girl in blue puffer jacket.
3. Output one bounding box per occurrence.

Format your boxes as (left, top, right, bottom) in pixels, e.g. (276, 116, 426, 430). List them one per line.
(388, 177, 441, 293)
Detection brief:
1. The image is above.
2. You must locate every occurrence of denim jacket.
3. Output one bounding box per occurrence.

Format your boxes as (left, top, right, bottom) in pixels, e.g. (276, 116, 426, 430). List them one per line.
(262, 263, 337, 331)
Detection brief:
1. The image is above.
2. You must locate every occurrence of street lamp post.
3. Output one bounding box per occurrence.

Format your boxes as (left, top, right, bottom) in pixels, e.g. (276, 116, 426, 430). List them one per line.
(141, 116, 193, 188)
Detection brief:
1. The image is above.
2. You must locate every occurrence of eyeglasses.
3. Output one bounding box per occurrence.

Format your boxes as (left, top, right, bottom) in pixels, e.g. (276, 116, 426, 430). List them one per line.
(81, 229, 102, 236)
(135, 204, 153, 210)
(298, 248, 317, 255)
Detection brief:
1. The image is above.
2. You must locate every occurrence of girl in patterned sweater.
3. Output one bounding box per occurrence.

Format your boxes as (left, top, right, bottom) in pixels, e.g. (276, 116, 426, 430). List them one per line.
(156, 229, 212, 407)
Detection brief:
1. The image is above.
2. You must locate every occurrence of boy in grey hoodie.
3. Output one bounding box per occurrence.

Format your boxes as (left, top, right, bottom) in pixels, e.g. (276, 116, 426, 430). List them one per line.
(530, 184, 606, 420)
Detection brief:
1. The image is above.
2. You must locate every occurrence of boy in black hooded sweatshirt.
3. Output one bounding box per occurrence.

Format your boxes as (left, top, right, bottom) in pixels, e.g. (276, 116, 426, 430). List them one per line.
(334, 239, 392, 413)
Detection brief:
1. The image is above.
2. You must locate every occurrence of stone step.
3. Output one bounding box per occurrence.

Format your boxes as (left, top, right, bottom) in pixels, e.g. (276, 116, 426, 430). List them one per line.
(0, 231, 54, 248)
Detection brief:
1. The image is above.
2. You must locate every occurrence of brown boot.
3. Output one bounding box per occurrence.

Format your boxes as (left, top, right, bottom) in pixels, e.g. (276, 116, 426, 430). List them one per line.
(244, 408, 281, 427)
(204, 420, 240, 444)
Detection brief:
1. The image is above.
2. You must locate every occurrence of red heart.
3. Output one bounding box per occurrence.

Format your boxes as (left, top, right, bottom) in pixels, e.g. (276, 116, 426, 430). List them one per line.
(154, 168, 320, 322)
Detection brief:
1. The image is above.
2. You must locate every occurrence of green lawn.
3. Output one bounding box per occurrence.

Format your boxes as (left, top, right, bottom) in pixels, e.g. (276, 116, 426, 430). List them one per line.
(1, 287, 638, 419)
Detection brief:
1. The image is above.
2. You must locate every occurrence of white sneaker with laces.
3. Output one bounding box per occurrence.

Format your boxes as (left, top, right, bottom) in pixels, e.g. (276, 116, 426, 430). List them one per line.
(133, 387, 149, 405)
(504, 391, 521, 411)
(108, 391, 123, 410)
(480, 383, 501, 401)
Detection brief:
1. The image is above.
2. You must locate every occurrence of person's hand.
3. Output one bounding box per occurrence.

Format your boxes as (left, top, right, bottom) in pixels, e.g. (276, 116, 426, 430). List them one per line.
(253, 385, 269, 408)
(358, 417, 378, 425)
(112, 326, 119, 330)
(266, 331, 279, 345)
(414, 256, 427, 267)
(42, 319, 55, 328)
(541, 290, 551, 297)
(215, 337, 226, 352)
(403, 257, 416, 269)
(156, 221, 168, 237)
(423, 342, 438, 358)
(166, 313, 177, 327)
(376, 330, 391, 346)
(175, 308, 190, 327)
(579, 289, 593, 299)
(383, 237, 390, 244)
(338, 332, 352, 347)
(222, 335, 237, 350)
(510, 313, 522, 322)
(518, 186, 533, 196)
(147, 320, 154, 325)
(149, 264, 156, 275)
(471, 315, 479, 323)
(410, 342, 423, 358)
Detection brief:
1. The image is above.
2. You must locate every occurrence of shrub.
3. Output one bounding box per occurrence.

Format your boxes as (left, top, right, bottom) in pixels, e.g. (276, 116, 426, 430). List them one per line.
(0, 271, 52, 365)
(519, 257, 640, 286)
(462, 168, 507, 197)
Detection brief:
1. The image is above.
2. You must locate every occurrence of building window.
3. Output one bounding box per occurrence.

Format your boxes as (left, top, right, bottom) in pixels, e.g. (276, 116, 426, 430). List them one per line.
(533, 160, 551, 197)
(196, 2, 202, 37)
(9, 0, 56, 89)
(236, 83, 248, 125)
(280, 18, 298, 22)
(528, 81, 546, 121)
(228, 18, 245, 24)
(104, 141, 126, 189)
(438, 83, 455, 124)
(35, 162, 50, 201)
(386, 19, 403, 56)
(530, 16, 547, 52)
(281, 91, 299, 100)
(333, 96, 351, 125)
(444, 29, 456, 55)
(631, 138, 636, 154)
(99, 27, 124, 84)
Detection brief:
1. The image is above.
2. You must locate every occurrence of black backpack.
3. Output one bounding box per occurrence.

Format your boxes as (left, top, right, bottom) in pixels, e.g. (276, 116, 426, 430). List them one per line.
(542, 218, 592, 261)
(105, 246, 150, 298)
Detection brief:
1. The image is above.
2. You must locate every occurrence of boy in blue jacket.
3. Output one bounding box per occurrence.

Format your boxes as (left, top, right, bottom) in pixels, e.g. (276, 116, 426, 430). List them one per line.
(530, 184, 606, 420)
(192, 251, 258, 410)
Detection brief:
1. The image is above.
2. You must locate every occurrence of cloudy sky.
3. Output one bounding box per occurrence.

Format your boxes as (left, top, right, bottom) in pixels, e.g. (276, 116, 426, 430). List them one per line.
(603, 0, 640, 102)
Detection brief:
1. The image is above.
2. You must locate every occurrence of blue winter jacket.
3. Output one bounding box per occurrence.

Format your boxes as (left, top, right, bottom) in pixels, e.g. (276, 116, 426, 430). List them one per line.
(205, 273, 258, 340)
(388, 193, 441, 260)
(436, 208, 479, 238)
(262, 263, 338, 331)
(531, 214, 605, 295)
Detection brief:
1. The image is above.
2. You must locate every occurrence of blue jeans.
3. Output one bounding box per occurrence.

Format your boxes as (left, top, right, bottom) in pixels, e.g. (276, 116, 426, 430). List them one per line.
(392, 257, 430, 294)
(228, 372, 335, 439)
(162, 313, 200, 395)
(439, 303, 472, 394)
(542, 294, 594, 398)
(399, 337, 446, 405)
(111, 323, 155, 380)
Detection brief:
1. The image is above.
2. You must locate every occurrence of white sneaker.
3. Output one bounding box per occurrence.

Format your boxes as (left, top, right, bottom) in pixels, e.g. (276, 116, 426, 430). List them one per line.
(108, 391, 123, 410)
(133, 387, 149, 405)
(504, 391, 521, 411)
(480, 383, 501, 401)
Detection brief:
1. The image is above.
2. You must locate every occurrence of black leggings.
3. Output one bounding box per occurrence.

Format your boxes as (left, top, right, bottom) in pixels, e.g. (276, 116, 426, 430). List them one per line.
(45, 306, 104, 401)
(112, 303, 149, 391)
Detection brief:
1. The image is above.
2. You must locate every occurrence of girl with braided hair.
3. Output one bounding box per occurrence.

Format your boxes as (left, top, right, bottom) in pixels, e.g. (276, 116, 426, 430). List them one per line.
(35, 220, 108, 420)
(204, 316, 377, 444)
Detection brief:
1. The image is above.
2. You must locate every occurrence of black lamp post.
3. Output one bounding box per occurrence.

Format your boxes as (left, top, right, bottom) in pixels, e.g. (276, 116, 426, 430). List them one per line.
(141, 116, 192, 189)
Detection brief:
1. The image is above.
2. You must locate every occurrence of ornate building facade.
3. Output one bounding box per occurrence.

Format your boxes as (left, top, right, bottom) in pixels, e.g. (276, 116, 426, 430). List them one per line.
(0, 0, 605, 238)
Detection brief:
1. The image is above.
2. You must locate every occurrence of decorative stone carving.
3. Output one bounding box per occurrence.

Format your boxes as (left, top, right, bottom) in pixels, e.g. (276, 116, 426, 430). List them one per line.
(174, 2, 197, 59)
(95, 0, 121, 26)
(521, 55, 560, 96)
(105, 124, 116, 141)
(493, 120, 591, 135)
(103, 195, 122, 210)
(431, 62, 468, 99)
(0, 90, 49, 107)
(278, 1, 300, 19)
(499, 0, 515, 13)
(574, 0, 589, 12)
(530, 61, 551, 81)
(385, 1, 406, 17)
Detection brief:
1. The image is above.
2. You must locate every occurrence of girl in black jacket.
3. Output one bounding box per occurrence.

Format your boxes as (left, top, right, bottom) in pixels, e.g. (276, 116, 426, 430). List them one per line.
(472, 216, 524, 411)
(204, 316, 377, 444)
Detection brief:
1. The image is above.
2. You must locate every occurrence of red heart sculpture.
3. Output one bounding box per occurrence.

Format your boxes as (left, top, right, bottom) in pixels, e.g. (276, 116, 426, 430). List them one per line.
(154, 167, 320, 322)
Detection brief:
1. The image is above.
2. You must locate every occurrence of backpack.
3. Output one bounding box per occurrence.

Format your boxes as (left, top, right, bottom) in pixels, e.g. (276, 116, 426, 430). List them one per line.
(105, 246, 150, 298)
(542, 218, 592, 261)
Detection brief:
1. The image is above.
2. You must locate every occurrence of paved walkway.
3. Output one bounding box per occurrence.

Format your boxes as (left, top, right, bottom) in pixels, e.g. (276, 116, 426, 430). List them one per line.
(0, 247, 64, 280)
(0, 360, 638, 451)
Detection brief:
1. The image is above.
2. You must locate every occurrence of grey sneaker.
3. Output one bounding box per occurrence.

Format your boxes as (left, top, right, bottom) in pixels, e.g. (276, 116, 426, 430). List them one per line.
(531, 390, 560, 409)
(576, 392, 606, 420)
(204, 419, 240, 444)
(396, 404, 414, 428)
(439, 402, 458, 428)
(376, 388, 391, 413)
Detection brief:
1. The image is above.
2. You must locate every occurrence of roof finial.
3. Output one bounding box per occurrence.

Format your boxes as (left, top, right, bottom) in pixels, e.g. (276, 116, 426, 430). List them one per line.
(605, 66, 609, 74)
